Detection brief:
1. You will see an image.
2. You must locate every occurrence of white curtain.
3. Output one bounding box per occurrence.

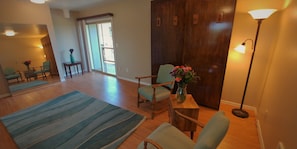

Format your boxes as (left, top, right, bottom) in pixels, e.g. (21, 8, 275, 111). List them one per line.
(76, 14, 113, 73)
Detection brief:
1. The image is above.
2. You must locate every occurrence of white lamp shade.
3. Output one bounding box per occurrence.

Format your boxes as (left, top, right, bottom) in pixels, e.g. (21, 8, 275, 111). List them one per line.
(234, 44, 246, 54)
(248, 9, 277, 20)
(30, 0, 46, 4)
(4, 30, 16, 36)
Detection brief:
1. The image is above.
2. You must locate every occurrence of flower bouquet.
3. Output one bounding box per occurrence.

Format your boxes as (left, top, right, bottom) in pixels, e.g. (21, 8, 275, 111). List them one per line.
(23, 60, 31, 70)
(170, 65, 198, 103)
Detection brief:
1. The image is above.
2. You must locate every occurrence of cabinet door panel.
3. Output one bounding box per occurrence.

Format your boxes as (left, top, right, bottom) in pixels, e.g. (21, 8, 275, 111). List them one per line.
(151, 0, 236, 109)
(151, 0, 185, 79)
(183, 0, 236, 109)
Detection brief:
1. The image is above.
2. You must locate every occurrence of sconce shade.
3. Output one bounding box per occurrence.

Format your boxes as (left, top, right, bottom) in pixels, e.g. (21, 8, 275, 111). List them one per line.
(234, 39, 253, 54)
(248, 9, 277, 20)
(235, 43, 246, 54)
(30, 0, 46, 4)
(4, 30, 16, 36)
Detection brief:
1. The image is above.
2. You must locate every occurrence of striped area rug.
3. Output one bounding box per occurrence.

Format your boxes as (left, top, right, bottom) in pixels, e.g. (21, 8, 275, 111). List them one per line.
(9, 80, 48, 92)
(0, 91, 146, 149)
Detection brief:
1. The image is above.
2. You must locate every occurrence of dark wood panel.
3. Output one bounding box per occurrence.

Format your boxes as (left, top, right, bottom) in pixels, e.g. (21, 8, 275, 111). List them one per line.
(151, 0, 185, 79)
(183, 0, 236, 109)
(151, 0, 236, 109)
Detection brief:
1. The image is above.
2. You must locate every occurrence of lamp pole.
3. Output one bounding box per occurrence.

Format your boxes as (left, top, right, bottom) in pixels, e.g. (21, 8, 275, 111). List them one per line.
(232, 19, 262, 118)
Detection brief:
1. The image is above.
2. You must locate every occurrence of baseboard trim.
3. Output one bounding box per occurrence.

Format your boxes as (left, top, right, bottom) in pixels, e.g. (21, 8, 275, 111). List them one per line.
(220, 100, 257, 115)
(117, 76, 150, 86)
(256, 120, 265, 149)
(221, 100, 265, 149)
(0, 93, 11, 99)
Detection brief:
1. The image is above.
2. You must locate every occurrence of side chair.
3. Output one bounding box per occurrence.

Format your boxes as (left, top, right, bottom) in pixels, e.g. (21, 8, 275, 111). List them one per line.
(138, 111, 230, 149)
(136, 64, 175, 119)
(4, 67, 22, 83)
(34, 61, 51, 79)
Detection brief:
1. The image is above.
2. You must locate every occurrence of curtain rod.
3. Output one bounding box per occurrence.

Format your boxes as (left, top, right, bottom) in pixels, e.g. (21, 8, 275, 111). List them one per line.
(76, 13, 113, 21)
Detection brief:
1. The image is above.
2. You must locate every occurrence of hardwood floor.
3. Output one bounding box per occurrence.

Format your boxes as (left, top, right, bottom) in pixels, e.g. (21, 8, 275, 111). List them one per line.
(0, 72, 260, 149)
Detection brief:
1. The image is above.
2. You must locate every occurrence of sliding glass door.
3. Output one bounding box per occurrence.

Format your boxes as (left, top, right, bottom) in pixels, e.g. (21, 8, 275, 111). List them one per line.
(86, 21, 116, 75)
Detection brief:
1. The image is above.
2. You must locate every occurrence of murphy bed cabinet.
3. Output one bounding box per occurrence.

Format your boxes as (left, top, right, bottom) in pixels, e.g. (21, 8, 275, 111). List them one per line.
(151, 0, 236, 109)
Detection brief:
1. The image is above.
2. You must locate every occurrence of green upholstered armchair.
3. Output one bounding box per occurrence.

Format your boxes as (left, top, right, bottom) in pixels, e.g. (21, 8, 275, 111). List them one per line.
(136, 64, 175, 119)
(34, 61, 51, 79)
(138, 111, 230, 149)
(4, 67, 21, 82)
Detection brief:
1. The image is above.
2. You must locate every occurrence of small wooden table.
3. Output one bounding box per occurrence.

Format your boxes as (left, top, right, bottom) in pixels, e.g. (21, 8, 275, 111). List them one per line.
(63, 61, 83, 78)
(24, 70, 37, 81)
(169, 94, 199, 139)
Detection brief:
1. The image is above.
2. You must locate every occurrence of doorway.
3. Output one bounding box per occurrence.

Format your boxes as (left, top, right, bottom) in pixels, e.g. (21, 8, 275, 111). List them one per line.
(86, 22, 116, 76)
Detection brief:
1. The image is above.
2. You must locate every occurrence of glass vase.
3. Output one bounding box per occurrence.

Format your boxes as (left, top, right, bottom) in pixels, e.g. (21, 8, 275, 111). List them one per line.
(176, 85, 187, 103)
(26, 65, 30, 71)
(70, 54, 75, 63)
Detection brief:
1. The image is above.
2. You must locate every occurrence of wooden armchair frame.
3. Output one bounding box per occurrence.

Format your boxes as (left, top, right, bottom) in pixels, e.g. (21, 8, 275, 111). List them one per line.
(142, 110, 204, 149)
(140, 111, 230, 149)
(136, 75, 175, 119)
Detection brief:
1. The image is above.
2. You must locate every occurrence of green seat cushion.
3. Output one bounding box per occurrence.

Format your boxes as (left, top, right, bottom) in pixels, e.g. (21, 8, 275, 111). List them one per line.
(137, 122, 195, 149)
(5, 74, 20, 80)
(138, 86, 171, 102)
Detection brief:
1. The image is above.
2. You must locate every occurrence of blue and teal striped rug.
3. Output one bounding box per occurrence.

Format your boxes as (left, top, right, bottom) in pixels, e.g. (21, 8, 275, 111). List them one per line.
(0, 91, 146, 149)
(9, 80, 48, 92)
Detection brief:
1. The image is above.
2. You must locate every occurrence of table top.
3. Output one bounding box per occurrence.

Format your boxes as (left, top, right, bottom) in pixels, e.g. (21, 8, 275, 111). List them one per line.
(63, 61, 82, 65)
(170, 94, 199, 109)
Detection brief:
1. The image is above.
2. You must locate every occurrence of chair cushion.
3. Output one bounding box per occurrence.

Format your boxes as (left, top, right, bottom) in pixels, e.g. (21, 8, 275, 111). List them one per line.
(138, 86, 171, 102)
(194, 111, 230, 149)
(4, 68, 16, 76)
(137, 123, 195, 149)
(5, 74, 20, 80)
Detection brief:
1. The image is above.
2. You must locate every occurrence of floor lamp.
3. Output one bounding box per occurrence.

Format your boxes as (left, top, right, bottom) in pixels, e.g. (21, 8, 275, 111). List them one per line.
(232, 9, 277, 118)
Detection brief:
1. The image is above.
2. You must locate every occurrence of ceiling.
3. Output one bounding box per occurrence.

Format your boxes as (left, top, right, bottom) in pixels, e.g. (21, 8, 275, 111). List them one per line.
(0, 0, 289, 39)
(0, 24, 48, 39)
(47, 0, 119, 11)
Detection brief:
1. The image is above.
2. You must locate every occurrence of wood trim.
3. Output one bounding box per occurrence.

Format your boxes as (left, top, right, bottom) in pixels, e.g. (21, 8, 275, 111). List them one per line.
(76, 13, 114, 21)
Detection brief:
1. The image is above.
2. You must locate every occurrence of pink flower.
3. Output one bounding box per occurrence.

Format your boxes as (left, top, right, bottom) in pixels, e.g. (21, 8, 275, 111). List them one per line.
(170, 65, 198, 86)
(175, 77, 182, 82)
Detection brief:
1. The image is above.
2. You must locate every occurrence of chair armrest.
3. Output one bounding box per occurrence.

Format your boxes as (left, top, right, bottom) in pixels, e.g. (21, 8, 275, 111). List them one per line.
(135, 75, 157, 80)
(175, 110, 204, 128)
(151, 81, 173, 88)
(143, 138, 163, 149)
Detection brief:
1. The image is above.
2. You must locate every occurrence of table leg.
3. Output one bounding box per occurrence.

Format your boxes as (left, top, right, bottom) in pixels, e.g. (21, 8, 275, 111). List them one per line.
(76, 65, 79, 74)
(191, 131, 194, 140)
(68, 66, 72, 78)
(80, 64, 83, 75)
(64, 65, 68, 77)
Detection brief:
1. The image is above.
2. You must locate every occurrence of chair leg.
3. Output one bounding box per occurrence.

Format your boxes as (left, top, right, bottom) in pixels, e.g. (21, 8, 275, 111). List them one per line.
(137, 93, 140, 107)
(151, 102, 155, 119)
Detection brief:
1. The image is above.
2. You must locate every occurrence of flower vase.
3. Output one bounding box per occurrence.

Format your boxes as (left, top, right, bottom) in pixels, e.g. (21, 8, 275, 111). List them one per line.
(176, 85, 187, 103)
(70, 54, 75, 63)
(26, 65, 30, 71)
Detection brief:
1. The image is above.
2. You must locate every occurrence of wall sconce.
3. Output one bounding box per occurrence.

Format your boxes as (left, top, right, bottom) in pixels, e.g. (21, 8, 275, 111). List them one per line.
(30, 0, 46, 4)
(232, 9, 277, 118)
(4, 30, 16, 36)
(234, 39, 253, 54)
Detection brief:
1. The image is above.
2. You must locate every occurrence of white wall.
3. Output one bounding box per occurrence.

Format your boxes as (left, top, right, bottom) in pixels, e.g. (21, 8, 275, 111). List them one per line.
(0, 37, 46, 72)
(76, 0, 151, 83)
(50, 9, 81, 78)
(222, 10, 280, 107)
(0, 0, 63, 81)
(257, 1, 297, 148)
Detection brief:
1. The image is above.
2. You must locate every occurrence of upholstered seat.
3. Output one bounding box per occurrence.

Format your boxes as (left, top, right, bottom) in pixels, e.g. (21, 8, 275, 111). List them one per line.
(4, 67, 21, 82)
(136, 64, 175, 119)
(138, 111, 230, 149)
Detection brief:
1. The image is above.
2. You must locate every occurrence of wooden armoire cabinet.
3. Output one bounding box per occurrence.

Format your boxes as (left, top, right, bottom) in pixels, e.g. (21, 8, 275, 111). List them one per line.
(41, 35, 59, 76)
(151, 0, 236, 109)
